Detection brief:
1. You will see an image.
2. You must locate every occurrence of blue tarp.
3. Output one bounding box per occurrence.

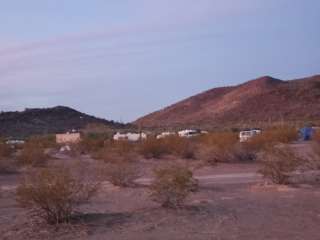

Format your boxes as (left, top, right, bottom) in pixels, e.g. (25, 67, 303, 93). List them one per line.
(299, 127, 315, 141)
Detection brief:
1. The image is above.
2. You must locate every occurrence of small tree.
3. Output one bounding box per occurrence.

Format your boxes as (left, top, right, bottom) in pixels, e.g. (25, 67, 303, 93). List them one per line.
(16, 167, 99, 224)
(258, 146, 301, 184)
(149, 165, 198, 208)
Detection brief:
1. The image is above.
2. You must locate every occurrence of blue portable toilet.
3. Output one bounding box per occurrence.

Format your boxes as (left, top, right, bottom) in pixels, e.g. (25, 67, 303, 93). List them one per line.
(299, 127, 315, 141)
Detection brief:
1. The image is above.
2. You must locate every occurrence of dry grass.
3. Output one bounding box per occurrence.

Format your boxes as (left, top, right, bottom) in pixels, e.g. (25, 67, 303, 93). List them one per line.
(16, 166, 99, 224)
(258, 146, 302, 184)
(149, 165, 198, 208)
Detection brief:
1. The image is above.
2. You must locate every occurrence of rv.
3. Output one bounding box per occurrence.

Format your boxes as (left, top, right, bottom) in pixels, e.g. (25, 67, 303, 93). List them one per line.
(239, 129, 261, 142)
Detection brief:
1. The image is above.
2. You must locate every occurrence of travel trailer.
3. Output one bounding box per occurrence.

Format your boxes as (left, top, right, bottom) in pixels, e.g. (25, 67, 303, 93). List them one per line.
(239, 129, 262, 142)
(178, 129, 201, 138)
(113, 132, 147, 141)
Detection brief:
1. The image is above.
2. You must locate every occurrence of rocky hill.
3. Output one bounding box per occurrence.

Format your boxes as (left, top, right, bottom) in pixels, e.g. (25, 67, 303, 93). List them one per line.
(135, 75, 320, 129)
(0, 106, 127, 138)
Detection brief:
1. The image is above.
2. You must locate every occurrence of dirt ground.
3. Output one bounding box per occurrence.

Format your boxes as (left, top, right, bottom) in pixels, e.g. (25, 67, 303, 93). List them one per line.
(1, 144, 320, 240)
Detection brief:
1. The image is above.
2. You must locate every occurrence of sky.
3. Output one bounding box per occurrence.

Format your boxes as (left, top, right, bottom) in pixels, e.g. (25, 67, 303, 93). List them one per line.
(0, 0, 319, 122)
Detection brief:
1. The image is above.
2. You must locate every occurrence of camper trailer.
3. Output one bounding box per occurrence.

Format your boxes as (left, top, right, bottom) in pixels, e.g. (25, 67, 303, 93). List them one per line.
(113, 132, 147, 141)
(178, 129, 201, 138)
(156, 131, 176, 139)
(239, 129, 261, 142)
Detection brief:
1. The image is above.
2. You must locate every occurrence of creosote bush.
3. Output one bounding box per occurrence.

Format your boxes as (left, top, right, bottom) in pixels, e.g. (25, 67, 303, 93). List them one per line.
(258, 146, 302, 184)
(149, 165, 198, 208)
(16, 166, 99, 224)
(103, 160, 141, 187)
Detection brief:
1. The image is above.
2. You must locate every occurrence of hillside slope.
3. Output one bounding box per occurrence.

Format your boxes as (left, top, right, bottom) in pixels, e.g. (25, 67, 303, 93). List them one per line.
(0, 106, 126, 138)
(135, 75, 320, 128)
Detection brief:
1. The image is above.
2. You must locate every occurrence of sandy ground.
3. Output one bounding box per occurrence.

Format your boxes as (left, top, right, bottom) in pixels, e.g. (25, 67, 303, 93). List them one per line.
(1, 143, 320, 240)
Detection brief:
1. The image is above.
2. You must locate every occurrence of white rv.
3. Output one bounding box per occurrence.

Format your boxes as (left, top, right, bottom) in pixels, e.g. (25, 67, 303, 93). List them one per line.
(113, 132, 147, 141)
(178, 129, 201, 138)
(156, 131, 176, 139)
(239, 129, 262, 142)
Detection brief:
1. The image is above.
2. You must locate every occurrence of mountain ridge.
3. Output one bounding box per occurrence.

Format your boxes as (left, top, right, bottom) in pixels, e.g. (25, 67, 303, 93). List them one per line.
(134, 74, 320, 129)
(0, 106, 127, 138)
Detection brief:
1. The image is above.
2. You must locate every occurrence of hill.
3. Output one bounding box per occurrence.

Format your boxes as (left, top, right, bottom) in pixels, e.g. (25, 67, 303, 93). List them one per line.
(0, 106, 127, 138)
(134, 75, 320, 129)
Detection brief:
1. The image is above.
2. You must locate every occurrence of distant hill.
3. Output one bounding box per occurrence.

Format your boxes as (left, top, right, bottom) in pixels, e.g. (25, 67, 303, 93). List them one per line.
(135, 75, 320, 129)
(0, 106, 127, 138)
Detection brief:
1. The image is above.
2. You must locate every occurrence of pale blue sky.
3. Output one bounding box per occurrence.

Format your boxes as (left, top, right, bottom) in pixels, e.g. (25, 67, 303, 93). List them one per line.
(0, 0, 319, 122)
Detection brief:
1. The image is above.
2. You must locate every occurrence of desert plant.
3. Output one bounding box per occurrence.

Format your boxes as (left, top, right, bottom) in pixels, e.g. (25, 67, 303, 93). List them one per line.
(0, 140, 12, 159)
(16, 166, 99, 224)
(245, 127, 298, 152)
(17, 142, 48, 167)
(77, 134, 106, 154)
(164, 136, 196, 159)
(139, 137, 170, 159)
(196, 132, 244, 163)
(28, 135, 57, 149)
(94, 140, 136, 163)
(139, 136, 196, 159)
(258, 146, 302, 184)
(149, 165, 198, 208)
(103, 161, 141, 187)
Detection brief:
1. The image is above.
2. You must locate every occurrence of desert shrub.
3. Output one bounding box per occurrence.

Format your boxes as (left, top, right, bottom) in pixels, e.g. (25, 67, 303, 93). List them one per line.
(306, 141, 320, 170)
(139, 136, 196, 159)
(197, 132, 240, 162)
(0, 140, 17, 174)
(16, 166, 99, 224)
(245, 127, 298, 152)
(139, 137, 170, 159)
(198, 132, 238, 148)
(149, 165, 198, 208)
(103, 160, 141, 187)
(258, 146, 302, 184)
(28, 135, 57, 149)
(78, 134, 107, 154)
(17, 142, 48, 167)
(164, 136, 196, 159)
(0, 158, 18, 174)
(0, 140, 12, 160)
(94, 140, 136, 163)
(314, 131, 320, 142)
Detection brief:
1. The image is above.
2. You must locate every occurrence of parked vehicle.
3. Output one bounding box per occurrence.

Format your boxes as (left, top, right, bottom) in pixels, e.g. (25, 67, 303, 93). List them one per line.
(178, 129, 201, 138)
(156, 131, 176, 139)
(113, 132, 147, 141)
(239, 129, 262, 142)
